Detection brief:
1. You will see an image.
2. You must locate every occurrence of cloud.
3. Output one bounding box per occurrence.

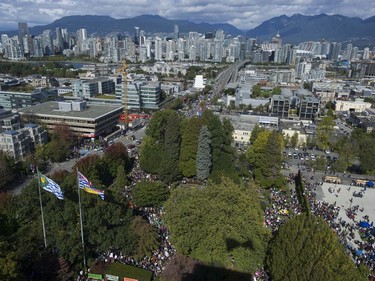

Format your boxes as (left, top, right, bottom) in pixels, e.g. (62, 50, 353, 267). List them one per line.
(0, 0, 374, 31)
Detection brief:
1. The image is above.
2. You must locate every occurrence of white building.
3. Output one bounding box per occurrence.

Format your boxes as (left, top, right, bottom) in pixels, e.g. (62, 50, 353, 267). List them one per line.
(335, 99, 372, 113)
(193, 75, 205, 89)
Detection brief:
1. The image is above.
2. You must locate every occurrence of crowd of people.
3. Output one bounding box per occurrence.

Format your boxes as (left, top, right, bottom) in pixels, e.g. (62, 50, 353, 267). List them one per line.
(86, 141, 375, 279)
(94, 153, 175, 277)
(265, 172, 375, 277)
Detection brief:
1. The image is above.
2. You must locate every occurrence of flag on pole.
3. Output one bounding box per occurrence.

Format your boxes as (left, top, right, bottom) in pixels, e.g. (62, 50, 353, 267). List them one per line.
(77, 171, 105, 200)
(38, 172, 64, 200)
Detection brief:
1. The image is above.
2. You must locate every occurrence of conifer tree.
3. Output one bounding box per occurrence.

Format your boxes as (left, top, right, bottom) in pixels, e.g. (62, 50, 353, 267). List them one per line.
(196, 125, 212, 180)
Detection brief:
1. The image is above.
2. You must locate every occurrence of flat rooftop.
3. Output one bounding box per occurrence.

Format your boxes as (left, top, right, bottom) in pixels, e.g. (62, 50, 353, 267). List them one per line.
(18, 101, 123, 121)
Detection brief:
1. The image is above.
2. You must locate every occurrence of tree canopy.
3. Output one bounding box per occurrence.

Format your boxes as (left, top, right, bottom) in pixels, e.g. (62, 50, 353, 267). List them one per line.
(316, 115, 335, 150)
(266, 213, 367, 281)
(247, 130, 285, 189)
(163, 178, 271, 273)
(179, 117, 203, 177)
(196, 125, 212, 180)
(132, 180, 169, 208)
(139, 110, 182, 183)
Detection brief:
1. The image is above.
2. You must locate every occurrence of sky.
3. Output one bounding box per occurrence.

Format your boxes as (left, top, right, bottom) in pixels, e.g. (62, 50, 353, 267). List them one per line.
(0, 0, 374, 31)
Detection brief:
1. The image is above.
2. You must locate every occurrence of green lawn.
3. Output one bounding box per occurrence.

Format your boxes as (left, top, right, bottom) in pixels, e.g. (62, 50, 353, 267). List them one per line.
(105, 263, 153, 281)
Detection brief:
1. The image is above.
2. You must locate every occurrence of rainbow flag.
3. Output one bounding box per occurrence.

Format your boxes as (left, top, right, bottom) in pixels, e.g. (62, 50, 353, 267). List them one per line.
(78, 171, 104, 200)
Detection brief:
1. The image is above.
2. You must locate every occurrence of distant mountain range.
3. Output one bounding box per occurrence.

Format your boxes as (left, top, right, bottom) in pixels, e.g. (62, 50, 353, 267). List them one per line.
(4, 14, 375, 45)
(9, 15, 243, 37)
(246, 13, 375, 44)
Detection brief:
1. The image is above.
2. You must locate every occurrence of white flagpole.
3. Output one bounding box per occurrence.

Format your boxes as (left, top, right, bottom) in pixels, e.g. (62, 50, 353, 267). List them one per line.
(37, 167, 47, 248)
(77, 168, 87, 271)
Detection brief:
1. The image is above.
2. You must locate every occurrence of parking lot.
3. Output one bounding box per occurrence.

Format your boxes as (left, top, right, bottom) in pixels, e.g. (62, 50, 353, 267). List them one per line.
(282, 147, 338, 170)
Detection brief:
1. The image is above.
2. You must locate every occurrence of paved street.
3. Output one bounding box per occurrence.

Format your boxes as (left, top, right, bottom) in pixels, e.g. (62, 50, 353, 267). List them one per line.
(7, 126, 147, 196)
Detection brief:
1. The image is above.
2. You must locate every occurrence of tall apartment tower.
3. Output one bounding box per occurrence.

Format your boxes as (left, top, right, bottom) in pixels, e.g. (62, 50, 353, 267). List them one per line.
(134, 27, 140, 45)
(215, 30, 225, 41)
(42, 30, 54, 55)
(329, 42, 341, 61)
(18, 22, 28, 53)
(77, 28, 87, 52)
(154, 37, 163, 61)
(55, 27, 64, 53)
(363, 47, 370, 60)
(174, 24, 179, 41)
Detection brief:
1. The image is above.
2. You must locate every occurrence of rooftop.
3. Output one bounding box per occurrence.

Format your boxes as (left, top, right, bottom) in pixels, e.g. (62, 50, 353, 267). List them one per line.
(18, 101, 123, 121)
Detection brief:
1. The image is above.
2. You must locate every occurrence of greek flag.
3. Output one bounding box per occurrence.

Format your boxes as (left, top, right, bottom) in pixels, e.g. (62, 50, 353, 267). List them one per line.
(38, 172, 64, 200)
(78, 171, 105, 200)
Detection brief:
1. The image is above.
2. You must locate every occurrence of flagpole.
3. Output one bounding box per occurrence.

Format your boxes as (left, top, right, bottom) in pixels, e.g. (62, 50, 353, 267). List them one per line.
(37, 167, 47, 248)
(77, 168, 87, 271)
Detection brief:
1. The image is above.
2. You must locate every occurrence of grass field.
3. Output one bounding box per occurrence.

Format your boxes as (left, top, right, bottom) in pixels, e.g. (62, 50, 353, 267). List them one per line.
(104, 263, 153, 281)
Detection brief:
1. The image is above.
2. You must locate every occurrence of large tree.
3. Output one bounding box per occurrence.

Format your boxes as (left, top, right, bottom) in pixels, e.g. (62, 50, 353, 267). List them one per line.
(4, 162, 139, 277)
(102, 142, 130, 178)
(196, 125, 212, 180)
(202, 111, 236, 182)
(159, 111, 182, 183)
(247, 130, 284, 188)
(130, 216, 159, 259)
(132, 180, 169, 208)
(140, 110, 182, 182)
(316, 115, 335, 150)
(0, 151, 17, 191)
(163, 179, 271, 273)
(40, 123, 76, 162)
(250, 124, 265, 145)
(179, 117, 203, 177)
(266, 213, 367, 281)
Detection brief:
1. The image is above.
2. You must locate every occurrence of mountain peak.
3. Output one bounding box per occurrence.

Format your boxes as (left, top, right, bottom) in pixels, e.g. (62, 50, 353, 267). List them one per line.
(246, 13, 375, 44)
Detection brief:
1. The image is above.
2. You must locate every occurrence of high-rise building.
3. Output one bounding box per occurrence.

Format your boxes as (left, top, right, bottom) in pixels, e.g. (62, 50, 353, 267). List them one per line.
(18, 22, 28, 53)
(343, 44, 352, 61)
(215, 30, 225, 41)
(320, 41, 330, 57)
(134, 27, 140, 45)
(55, 27, 64, 53)
(351, 47, 358, 60)
(174, 24, 179, 41)
(189, 45, 196, 61)
(42, 30, 54, 55)
(363, 47, 370, 60)
(154, 37, 163, 61)
(213, 39, 223, 63)
(77, 28, 87, 52)
(139, 30, 145, 46)
(329, 42, 341, 61)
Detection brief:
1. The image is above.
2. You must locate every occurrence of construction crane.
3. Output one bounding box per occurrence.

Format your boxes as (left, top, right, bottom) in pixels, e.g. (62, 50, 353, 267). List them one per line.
(118, 61, 128, 130)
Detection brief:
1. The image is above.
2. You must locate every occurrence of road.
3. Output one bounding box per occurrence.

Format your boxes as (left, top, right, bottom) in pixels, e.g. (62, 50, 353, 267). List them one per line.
(8, 126, 147, 195)
(213, 61, 249, 97)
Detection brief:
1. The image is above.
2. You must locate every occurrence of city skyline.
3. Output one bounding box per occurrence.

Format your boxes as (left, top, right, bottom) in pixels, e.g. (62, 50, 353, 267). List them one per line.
(0, 0, 374, 31)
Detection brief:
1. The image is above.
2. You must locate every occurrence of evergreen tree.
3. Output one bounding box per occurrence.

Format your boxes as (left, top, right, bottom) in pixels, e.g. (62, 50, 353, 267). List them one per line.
(202, 111, 236, 182)
(114, 165, 128, 190)
(132, 181, 169, 208)
(140, 110, 182, 181)
(294, 170, 310, 214)
(160, 112, 182, 183)
(266, 213, 367, 281)
(196, 125, 212, 180)
(179, 117, 203, 177)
